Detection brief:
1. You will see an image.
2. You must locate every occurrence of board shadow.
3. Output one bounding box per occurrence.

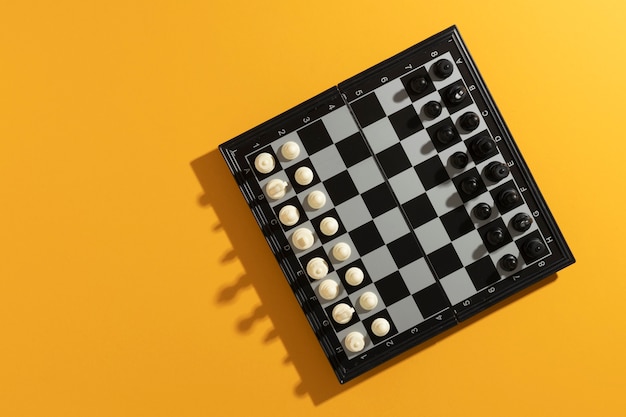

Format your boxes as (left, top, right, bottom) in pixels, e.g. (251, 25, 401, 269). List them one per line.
(191, 149, 353, 404)
(191, 148, 559, 404)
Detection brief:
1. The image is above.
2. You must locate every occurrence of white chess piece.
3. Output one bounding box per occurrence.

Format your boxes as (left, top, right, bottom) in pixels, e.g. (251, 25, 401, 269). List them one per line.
(254, 152, 274, 174)
(281, 141, 300, 160)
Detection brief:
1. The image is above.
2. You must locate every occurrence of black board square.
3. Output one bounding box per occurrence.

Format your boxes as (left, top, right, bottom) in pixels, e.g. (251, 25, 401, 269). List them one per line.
(452, 167, 487, 203)
(310, 208, 347, 244)
(323, 171, 359, 206)
(516, 230, 549, 264)
(388, 105, 423, 140)
(375, 271, 410, 306)
(477, 218, 513, 252)
(246, 146, 281, 181)
(376, 143, 412, 178)
(284, 159, 320, 193)
(402, 194, 437, 229)
(491, 180, 524, 214)
(466, 256, 500, 290)
(325, 297, 360, 332)
(412, 283, 450, 318)
(349, 221, 385, 256)
(298, 246, 334, 277)
(426, 118, 461, 153)
(415, 156, 449, 190)
(337, 259, 372, 294)
(273, 196, 308, 230)
(351, 93, 386, 128)
(400, 67, 436, 101)
(362, 310, 398, 344)
(440, 206, 474, 240)
(427, 243, 463, 278)
(361, 183, 396, 218)
(336, 132, 371, 168)
(466, 131, 498, 163)
(387, 233, 423, 268)
(298, 120, 334, 155)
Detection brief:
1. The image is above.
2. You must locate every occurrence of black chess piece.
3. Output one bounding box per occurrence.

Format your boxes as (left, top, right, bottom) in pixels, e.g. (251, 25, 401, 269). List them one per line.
(497, 188, 520, 210)
(446, 84, 467, 104)
(409, 77, 429, 94)
(433, 59, 454, 79)
(459, 112, 480, 131)
(473, 203, 492, 220)
(471, 136, 496, 159)
(450, 151, 469, 169)
(461, 176, 479, 195)
(512, 213, 533, 232)
(423, 101, 442, 118)
(499, 254, 518, 271)
(523, 238, 546, 259)
(486, 227, 506, 246)
(485, 161, 510, 182)
(436, 125, 457, 144)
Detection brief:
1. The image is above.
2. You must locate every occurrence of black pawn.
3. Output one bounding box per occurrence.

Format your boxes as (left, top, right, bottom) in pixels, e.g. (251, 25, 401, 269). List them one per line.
(498, 188, 521, 210)
(485, 161, 510, 182)
(409, 77, 429, 94)
(436, 125, 457, 144)
(450, 151, 469, 169)
(433, 59, 454, 79)
(423, 101, 442, 118)
(459, 112, 480, 131)
(512, 213, 533, 232)
(471, 136, 496, 159)
(486, 227, 505, 246)
(447, 84, 468, 104)
(461, 176, 479, 195)
(523, 238, 546, 259)
(499, 254, 518, 272)
(473, 203, 492, 220)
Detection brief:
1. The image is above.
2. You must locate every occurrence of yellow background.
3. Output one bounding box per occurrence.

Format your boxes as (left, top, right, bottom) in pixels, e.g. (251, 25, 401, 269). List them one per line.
(1, 1, 624, 416)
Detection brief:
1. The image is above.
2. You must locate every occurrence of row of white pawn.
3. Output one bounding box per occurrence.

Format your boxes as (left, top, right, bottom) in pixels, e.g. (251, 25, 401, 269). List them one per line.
(307, 255, 391, 353)
(254, 141, 301, 175)
(254, 142, 313, 201)
(255, 142, 390, 352)
(313, 263, 391, 353)
(344, 316, 391, 353)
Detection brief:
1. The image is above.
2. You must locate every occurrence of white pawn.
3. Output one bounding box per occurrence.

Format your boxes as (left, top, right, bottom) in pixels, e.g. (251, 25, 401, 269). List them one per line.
(306, 257, 328, 280)
(254, 152, 275, 174)
(278, 205, 299, 226)
(345, 267, 364, 286)
(307, 190, 326, 209)
(265, 178, 288, 200)
(371, 318, 391, 337)
(332, 303, 355, 324)
(344, 332, 366, 353)
(359, 291, 378, 310)
(292, 228, 314, 250)
(294, 166, 313, 186)
(332, 242, 351, 261)
(318, 279, 339, 300)
(319, 217, 339, 236)
(281, 141, 300, 160)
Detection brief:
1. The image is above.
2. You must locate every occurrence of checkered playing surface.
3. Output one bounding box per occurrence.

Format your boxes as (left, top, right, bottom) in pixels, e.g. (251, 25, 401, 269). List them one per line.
(220, 27, 574, 383)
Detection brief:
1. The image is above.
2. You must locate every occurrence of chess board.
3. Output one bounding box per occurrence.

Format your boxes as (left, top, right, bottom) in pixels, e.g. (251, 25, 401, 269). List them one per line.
(219, 26, 575, 383)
